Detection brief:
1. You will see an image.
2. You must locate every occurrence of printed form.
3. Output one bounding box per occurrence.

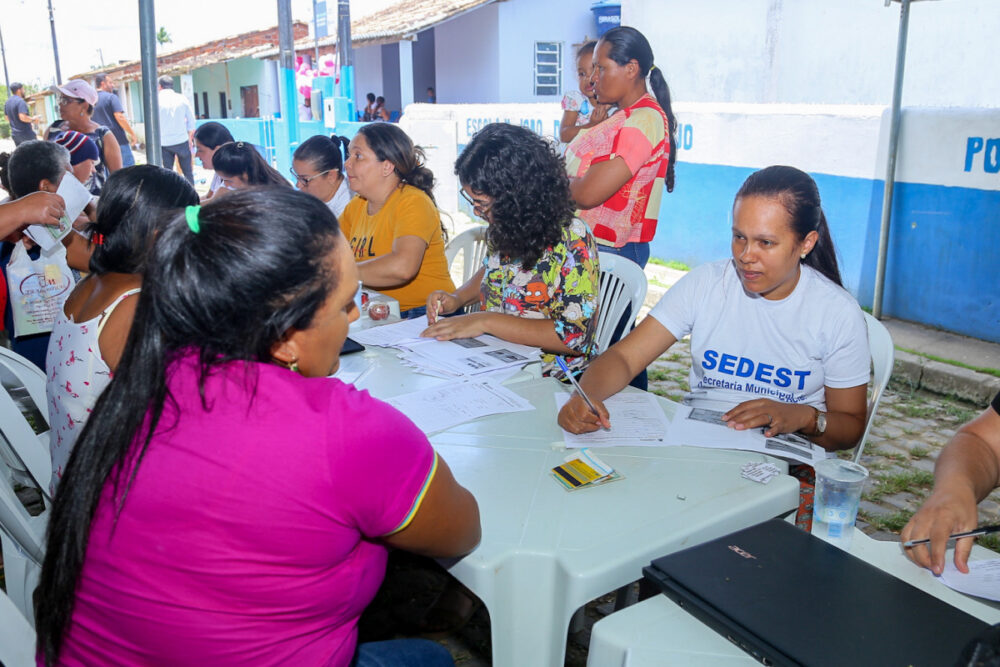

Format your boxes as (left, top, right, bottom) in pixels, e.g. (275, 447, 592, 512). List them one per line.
(939, 559, 1000, 602)
(555, 391, 673, 447)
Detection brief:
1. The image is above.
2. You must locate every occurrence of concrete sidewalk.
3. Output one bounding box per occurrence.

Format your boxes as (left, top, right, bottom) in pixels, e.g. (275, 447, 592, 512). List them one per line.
(884, 318, 1000, 407)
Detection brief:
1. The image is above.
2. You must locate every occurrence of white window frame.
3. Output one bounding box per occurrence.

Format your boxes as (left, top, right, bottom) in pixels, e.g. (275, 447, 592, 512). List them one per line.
(534, 41, 562, 96)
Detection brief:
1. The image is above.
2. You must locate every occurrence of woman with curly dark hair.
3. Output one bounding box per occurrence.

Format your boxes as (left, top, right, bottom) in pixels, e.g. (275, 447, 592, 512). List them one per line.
(422, 122, 600, 376)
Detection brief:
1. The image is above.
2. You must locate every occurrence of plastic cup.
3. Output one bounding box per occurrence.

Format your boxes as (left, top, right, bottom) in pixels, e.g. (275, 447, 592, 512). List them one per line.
(811, 458, 869, 550)
(368, 301, 390, 321)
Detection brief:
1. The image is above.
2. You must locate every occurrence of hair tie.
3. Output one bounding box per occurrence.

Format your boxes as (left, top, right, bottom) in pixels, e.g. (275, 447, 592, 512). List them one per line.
(91, 232, 104, 246)
(185, 205, 201, 234)
(649, 64, 657, 74)
(236, 141, 246, 149)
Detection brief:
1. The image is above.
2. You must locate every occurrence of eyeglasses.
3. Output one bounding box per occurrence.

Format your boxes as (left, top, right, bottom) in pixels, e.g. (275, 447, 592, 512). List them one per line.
(289, 167, 331, 185)
(460, 189, 493, 217)
(58, 96, 83, 106)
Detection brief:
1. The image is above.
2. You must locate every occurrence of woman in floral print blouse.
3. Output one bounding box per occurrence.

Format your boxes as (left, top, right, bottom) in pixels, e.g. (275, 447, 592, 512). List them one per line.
(422, 122, 600, 376)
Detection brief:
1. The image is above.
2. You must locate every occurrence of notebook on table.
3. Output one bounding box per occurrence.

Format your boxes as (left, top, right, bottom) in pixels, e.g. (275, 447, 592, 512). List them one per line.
(642, 518, 989, 667)
(340, 337, 365, 355)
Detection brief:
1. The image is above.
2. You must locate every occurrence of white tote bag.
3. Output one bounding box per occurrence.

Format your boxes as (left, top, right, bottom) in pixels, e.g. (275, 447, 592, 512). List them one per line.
(5, 240, 76, 337)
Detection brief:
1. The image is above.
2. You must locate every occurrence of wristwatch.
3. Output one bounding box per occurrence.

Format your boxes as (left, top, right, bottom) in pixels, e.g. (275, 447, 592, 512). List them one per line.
(814, 408, 827, 435)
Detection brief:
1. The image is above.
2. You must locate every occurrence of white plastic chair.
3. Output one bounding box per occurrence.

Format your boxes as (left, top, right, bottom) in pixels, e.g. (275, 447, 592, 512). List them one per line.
(853, 313, 895, 463)
(0, 347, 53, 501)
(0, 586, 36, 667)
(0, 349, 51, 627)
(445, 225, 489, 286)
(0, 435, 48, 627)
(595, 251, 648, 354)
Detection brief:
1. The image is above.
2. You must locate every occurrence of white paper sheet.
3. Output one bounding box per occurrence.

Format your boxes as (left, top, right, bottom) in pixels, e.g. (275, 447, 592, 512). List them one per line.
(387, 379, 536, 434)
(555, 391, 672, 447)
(24, 175, 92, 250)
(349, 316, 429, 346)
(939, 558, 1000, 602)
(664, 404, 827, 465)
(351, 315, 541, 379)
(330, 358, 375, 386)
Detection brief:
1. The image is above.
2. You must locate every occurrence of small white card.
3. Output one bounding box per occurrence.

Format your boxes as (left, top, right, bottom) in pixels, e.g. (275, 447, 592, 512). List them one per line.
(740, 462, 782, 484)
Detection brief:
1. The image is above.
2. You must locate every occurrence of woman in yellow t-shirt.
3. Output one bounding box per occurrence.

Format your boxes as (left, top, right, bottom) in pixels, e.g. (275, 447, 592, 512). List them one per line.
(340, 124, 455, 315)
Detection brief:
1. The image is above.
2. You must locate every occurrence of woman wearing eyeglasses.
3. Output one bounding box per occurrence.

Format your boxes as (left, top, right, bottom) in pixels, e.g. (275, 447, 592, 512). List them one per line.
(45, 79, 123, 195)
(422, 123, 600, 377)
(211, 141, 291, 190)
(291, 134, 353, 217)
(340, 123, 455, 316)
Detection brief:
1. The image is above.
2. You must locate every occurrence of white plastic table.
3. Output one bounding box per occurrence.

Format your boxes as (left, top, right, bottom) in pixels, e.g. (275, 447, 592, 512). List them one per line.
(353, 353, 800, 667)
(586, 530, 1000, 666)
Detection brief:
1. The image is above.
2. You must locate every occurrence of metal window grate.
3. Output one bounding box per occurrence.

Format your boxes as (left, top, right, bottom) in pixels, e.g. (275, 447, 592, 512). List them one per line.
(534, 42, 562, 96)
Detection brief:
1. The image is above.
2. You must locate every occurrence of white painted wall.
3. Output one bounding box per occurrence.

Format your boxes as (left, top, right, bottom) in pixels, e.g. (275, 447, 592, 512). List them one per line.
(625, 0, 1000, 107)
(881, 108, 1000, 191)
(400, 102, 564, 214)
(353, 43, 383, 114)
(496, 0, 596, 103)
(673, 102, 885, 180)
(434, 3, 502, 104)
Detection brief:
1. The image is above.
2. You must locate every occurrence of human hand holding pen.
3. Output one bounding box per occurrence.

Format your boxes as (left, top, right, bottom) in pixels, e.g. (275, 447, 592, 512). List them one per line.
(424, 290, 460, 324)
(556, 356, 611, 433)
(900, 484, 980, 575)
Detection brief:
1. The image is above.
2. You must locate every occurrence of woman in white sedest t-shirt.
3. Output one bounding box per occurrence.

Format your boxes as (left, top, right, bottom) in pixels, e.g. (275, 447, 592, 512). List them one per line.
(558, 165, 871, 529)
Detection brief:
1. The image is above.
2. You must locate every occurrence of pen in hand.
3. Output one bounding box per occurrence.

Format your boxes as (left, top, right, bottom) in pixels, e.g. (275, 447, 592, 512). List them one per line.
(555, 356, 609, 429)
(903, 524, 1000, 548)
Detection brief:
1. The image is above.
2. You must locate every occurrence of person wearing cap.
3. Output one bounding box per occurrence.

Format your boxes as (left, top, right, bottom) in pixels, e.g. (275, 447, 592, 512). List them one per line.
(157, 75, 196, 185)
(92, 73, 139, 168)
(4, 82, 40, 146)
(45, 79, 123, 196)
(51, 130, 100, 189)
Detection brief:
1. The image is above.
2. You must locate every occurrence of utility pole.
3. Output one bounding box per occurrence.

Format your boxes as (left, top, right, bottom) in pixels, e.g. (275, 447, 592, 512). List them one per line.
(278, 0, 299, 146)
(872, 0, 912, 318)
(0, 25, 10, 92)
(337, 0, 352, 68)
(48, 0, 62, 83)
(138, 0, 161, 165)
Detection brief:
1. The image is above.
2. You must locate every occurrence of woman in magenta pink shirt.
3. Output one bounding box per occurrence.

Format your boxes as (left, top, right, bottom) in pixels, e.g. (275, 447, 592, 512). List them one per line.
(35, 188, 480, 666)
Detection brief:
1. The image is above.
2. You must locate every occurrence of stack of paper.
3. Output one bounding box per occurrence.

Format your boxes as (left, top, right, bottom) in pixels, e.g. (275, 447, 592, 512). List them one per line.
(350, 315, 541, 378)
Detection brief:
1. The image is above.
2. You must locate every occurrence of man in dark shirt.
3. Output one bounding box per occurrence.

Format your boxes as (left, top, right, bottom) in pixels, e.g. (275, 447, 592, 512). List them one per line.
(4, 82, 38, 145)
(92, 74, 138, 167)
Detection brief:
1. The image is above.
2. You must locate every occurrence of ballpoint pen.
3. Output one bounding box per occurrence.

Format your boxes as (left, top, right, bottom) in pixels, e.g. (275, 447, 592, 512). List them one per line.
(555, 355, 604, 423)
(903, 524, 1000, 548)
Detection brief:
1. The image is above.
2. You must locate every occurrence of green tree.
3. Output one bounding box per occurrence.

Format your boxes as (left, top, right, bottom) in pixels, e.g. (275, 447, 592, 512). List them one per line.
(156, 26, 172, 46)
(0, 86, 10, 139)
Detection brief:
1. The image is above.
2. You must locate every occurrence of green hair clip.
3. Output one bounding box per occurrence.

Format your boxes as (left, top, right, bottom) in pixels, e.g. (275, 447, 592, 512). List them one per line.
(185, 205, 201, 233)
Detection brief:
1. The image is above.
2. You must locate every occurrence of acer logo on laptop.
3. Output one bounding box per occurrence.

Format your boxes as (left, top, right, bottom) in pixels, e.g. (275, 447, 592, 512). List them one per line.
(727, 545, 757, 560)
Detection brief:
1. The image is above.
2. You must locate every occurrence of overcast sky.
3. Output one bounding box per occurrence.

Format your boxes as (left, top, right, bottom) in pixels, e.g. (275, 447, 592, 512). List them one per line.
(1, 0, 399, 87)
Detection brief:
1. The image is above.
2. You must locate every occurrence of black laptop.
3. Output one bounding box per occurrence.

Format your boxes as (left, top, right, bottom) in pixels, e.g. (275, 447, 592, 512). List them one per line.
(643, 519, 989, 667)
